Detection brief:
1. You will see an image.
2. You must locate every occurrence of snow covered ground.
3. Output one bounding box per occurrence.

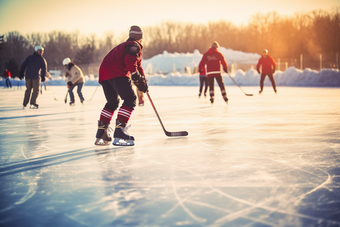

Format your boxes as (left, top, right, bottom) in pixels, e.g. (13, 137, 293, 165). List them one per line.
(0, 85, 340, 227)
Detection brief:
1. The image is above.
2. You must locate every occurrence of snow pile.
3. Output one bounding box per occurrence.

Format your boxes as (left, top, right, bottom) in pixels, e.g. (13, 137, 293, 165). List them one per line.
(220, 48, 261, 64)
(274, 67, 340, 87)
(142, 50, 203, 74)
(142, 48, 260, 74)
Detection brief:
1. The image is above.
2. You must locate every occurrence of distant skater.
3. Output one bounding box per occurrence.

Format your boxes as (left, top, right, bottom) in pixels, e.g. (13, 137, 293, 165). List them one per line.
(198, 67, 208, 98)
(40, 81, 46, 93)
(199, 41, 229, 104)
(19, 45, 47, 109)
(40, 72, 50, 94)
(95, 25, 148, 146)
(257, 49, 277, 94)
(3, 69, 12, 88)
(62, 58, 85, 105)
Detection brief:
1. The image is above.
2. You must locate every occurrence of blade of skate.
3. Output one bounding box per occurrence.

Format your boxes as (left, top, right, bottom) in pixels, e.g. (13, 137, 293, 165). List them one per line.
(112, 138, 135, 146)
(94, 138, 111, 146)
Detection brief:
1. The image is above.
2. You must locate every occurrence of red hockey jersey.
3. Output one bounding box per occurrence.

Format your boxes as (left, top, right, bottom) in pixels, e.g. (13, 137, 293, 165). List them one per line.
(99, 38, 145, 83)
(199, 48, 228, 77)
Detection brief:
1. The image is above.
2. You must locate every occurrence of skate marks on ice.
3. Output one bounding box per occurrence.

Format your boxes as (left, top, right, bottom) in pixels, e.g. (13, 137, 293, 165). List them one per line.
(134, 114, 339, 225)
(0, 171, 38, 214)
(0, 146, 103, 177)
(0, 145, 131, 223)
(0, 111, 75, 121)
(293, 151, 336, 206)
(60, 148, 141, 227)
(134, 145, 340, 227)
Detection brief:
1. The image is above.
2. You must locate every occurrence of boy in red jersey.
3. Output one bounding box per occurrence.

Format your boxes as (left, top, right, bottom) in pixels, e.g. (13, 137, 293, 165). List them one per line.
(95, 25, 148, 146)
(256, 49, 277, 94)
(199, 41, 229, 104)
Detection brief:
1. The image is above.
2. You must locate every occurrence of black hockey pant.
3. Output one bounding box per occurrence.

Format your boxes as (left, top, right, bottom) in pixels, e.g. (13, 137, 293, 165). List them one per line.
(208, 76, 227, 98)
(100, 77, 136, 111)
(199, 76, 208, 95)
(260, 73, 277, 91)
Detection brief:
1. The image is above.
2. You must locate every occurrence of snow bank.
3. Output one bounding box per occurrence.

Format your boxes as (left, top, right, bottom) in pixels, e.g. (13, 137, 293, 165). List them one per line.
(142, 48, 260, 74)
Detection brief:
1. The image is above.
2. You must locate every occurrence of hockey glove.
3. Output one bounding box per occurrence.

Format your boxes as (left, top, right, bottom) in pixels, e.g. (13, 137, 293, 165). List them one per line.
(19, 71, 24, 80)
(41, 76, 45, 82)
(272, 67, 276, 74)
(257, 70, 261, 74)
(223, 67, 228, 74)
(67, 81, 73, 87)
(132, 72, 148, 93)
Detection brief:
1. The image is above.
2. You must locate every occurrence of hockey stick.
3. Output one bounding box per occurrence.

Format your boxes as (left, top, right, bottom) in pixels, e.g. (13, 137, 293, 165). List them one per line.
(146, 91, 188, 137)
(227, 74, 253, 96)
(89, 84, 100, 101)
(64, 89, 69, 103)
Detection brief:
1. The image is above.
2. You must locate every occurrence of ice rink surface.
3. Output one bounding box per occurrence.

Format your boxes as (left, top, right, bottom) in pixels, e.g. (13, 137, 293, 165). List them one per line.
(0, 85, 340, 227)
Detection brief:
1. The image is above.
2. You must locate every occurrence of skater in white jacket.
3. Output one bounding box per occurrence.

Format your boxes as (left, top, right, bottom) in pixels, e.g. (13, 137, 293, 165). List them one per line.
(63, 58, 85, 105)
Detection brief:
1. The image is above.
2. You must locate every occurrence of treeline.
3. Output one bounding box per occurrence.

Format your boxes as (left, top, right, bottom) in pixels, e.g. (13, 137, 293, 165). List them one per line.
(1, 8, 339, 77)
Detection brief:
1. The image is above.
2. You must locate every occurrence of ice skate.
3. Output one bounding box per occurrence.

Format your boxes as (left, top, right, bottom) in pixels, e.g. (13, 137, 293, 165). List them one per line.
(138, 100, 144, 106)
(81, 100, 85, 105)
(30, 104, 39, 109)
(210, 97, 214, 104)
(94, 121, 112, 146)
(113, 119, 135, 146)
(223, 96, 229, 104)
(198, 93, 201, 98)
(69, 101, 75, 106)
(259, 90, 263, 94)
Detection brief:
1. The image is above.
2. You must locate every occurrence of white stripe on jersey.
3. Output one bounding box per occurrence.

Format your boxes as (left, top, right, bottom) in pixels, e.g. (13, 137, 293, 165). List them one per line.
(206, 71, 221, 75)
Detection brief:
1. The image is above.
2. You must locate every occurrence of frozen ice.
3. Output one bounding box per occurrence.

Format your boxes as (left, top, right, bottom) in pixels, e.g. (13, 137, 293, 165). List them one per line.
(0, 85, 340, 227)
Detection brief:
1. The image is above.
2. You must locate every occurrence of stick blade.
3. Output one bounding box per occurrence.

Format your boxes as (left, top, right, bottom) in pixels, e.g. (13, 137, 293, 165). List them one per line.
(165, 131, 188, 137)
(246, 94, 253, 96)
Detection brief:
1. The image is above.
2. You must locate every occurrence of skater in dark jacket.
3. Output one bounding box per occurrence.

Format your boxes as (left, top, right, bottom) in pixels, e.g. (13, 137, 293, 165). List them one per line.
(256, 49, 277, 94)
(199, 41, 229, 104)
(95, 25, 148, 146)
(198, 67, 208, 98)
(19, 45, 47, 108)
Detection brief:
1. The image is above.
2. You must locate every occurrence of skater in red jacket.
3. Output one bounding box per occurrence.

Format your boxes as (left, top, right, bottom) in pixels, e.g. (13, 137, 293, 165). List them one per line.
(198, 41, 229, 104)
(256, 49, 277, 94)
(95, 25, 148, 146)
(3, 69, 12, 88)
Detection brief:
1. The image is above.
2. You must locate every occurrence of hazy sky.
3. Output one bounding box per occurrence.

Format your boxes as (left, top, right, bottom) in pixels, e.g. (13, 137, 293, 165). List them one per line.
(0, 0, 339, 38)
